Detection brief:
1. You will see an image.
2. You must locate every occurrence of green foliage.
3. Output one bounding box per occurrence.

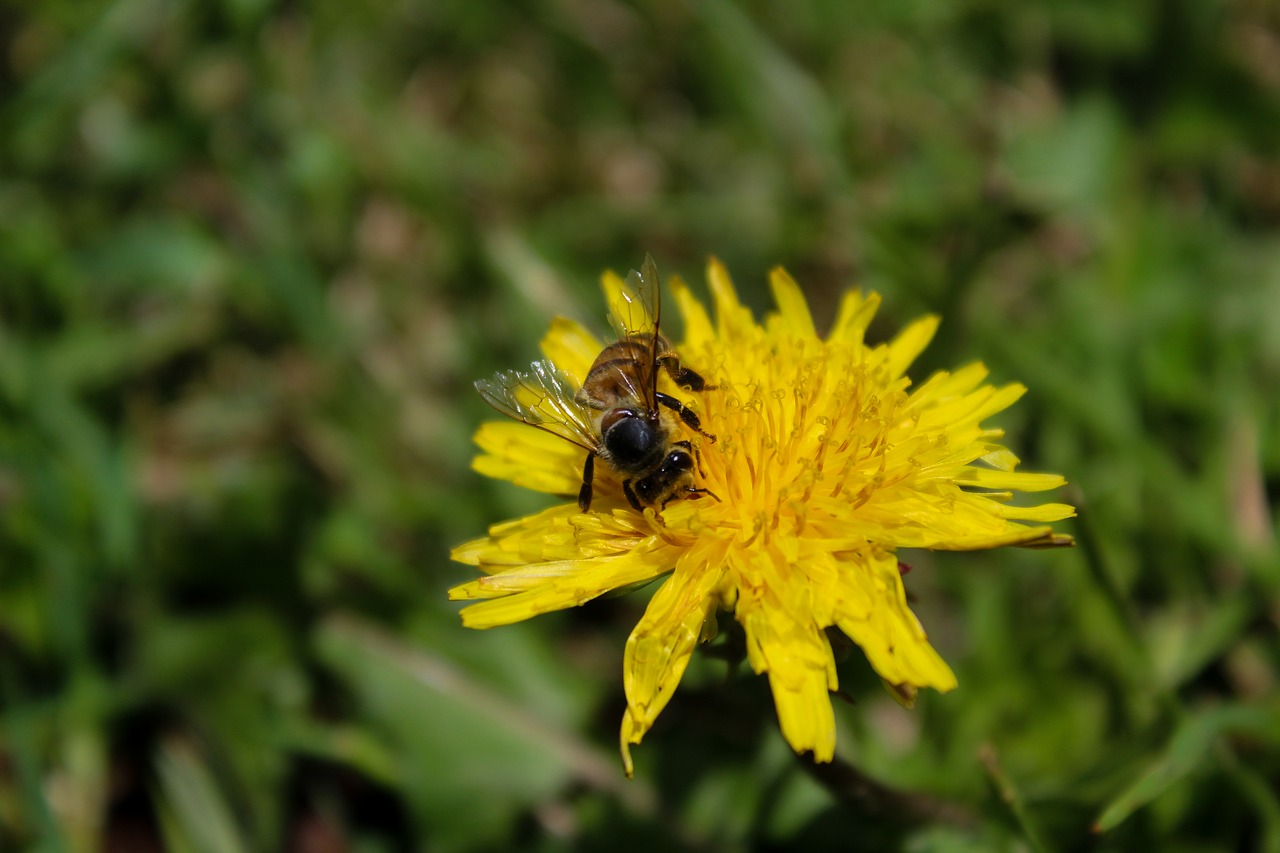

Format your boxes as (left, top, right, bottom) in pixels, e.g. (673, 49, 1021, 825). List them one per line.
(2, 0, 1278, 850)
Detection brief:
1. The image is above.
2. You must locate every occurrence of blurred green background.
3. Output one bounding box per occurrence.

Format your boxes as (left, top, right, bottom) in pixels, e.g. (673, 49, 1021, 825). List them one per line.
(3, 0, 1279, 850)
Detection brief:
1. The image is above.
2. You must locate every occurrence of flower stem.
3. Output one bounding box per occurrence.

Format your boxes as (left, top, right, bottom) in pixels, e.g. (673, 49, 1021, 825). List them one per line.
(798, 750, 978, 828)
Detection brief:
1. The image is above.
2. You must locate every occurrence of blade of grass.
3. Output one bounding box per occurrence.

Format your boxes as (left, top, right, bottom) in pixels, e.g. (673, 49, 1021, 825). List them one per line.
(317, 615, 655, 813)
(979, 744, 1053, 853)
(153, 737, 250, 853)
(0, 694, 69, 853)
(1093, 702, 1280, 833)
(1214, 740, 1280, 853)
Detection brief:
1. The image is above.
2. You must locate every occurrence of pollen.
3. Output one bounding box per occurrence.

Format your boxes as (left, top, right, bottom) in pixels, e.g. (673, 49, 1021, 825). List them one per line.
(451, 258, 1075, 777)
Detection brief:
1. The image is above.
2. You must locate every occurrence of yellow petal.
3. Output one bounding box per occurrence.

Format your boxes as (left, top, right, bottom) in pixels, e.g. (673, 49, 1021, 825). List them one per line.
(769, 666, 837, 762)
(886, 314, 940, 378)
(540, 316, 601, 383)
(768, 267, 816, 339)
(904, 363, 990, 412)
(738, 599, 838, 762)
(458, 547, 673, 628)
(981, 446, 1022, 471)
(449, 504, 586, 568)
(969, 382, 1027, 424)
(953, 468, 1067, 492)
(922, 522, 1065, 551)
(623, 570, 722, 728)
(833, 551, 957, 691)
(707, 257, 755, 339)
(472, 421, 584, 496)
(620, 559, 726, 775)
(996, 502, 1077, 522)
(670, 274, 715, 349)
(451, 559, 611, 597)
(827, 289, 880, 347)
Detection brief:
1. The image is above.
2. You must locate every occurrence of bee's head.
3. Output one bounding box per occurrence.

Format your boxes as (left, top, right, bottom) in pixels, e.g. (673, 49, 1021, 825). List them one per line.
(629, 444, 697, 508)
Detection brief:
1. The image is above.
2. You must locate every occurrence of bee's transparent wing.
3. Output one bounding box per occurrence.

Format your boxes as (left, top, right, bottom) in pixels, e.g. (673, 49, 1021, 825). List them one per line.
(604, 253, 663, 408)
(607, 254, 661, 339)
(475, 360, 598, 452)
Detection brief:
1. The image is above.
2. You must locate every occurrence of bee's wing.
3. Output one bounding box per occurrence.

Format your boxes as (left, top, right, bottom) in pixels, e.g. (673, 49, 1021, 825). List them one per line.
(475, 360, 599, 452)
(604, 253, 662, 409)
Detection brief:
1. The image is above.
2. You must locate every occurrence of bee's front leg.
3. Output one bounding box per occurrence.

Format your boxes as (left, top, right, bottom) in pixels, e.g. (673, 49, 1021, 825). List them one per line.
(657, 355, 713, 392)
(655, 392, 716, 442)
(578, 451, 596, 512)
(661, 486, 720, 509)
(622, 479, 643, 511)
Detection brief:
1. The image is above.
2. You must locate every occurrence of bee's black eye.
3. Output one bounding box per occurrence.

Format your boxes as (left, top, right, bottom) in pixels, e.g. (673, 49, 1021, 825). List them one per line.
(668, 449, 693, 471)
(605, 415, 659, 468)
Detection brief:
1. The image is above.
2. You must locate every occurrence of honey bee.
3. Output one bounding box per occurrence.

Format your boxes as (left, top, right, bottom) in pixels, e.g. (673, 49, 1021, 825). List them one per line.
(476, 255, 716, 512)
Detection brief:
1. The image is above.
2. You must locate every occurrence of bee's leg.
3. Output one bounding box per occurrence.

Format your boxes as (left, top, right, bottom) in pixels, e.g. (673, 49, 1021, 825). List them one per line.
(696, 449, 709, 478)
(655, 392, 716, 442)
(622, 479, 643, 511)
(657, 355, 714, 391)
(661, 485, 720, 509)
(578, 451, 596, 512)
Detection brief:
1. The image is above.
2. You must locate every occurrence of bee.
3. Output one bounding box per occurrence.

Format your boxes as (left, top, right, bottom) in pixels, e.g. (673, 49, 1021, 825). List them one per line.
(476, 255, 717, 512)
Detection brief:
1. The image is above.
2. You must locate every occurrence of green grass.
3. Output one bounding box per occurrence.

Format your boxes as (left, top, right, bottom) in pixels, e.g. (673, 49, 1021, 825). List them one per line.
(2, 0, 1279, 850)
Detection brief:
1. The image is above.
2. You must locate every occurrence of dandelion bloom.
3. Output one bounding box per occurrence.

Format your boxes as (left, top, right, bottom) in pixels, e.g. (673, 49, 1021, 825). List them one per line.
(451, 259, 1074, 776)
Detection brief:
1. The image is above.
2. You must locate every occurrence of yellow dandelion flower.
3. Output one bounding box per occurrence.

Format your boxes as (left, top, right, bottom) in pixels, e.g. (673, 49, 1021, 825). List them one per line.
(451, 257, 1075, 777)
